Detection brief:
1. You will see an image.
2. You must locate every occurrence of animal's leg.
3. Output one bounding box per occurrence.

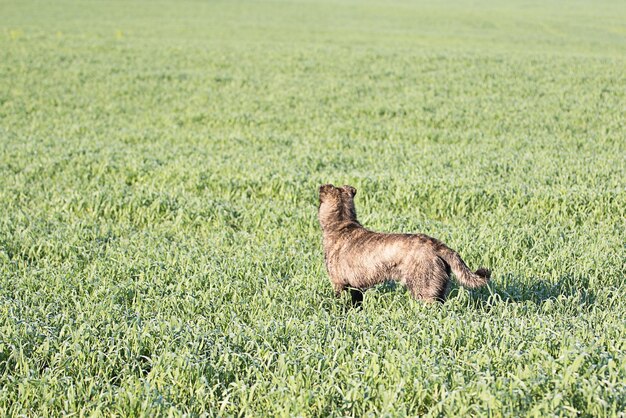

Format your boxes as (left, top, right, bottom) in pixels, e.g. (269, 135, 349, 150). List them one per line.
(332, 281, 346, 298)
(349, 288, 364, 308)
(405, 256, 450, 303)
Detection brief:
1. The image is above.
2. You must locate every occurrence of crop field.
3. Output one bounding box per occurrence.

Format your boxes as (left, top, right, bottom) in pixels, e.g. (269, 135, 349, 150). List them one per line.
(1, 0, 625, 416)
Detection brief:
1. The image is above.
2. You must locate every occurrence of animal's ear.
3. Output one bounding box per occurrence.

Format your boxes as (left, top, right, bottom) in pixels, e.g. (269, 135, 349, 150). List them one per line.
(319, 184, 334, 198)
(342, 185, 357, 197)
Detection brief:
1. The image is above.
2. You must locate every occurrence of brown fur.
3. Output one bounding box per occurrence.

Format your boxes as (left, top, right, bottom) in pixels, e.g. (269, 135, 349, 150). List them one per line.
(318, 184, 491, 303)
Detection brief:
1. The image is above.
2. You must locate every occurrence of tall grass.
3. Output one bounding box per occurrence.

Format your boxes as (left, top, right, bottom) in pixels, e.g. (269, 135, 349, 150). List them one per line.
(1, 0, 625, 415)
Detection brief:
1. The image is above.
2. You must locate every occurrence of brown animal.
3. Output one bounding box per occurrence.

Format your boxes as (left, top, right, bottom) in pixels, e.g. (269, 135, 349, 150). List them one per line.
(318, 184, 491, 304)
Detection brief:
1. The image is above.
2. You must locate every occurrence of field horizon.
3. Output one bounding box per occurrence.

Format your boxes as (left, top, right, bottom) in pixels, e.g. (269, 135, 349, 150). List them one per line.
(1, 0, 625, 416)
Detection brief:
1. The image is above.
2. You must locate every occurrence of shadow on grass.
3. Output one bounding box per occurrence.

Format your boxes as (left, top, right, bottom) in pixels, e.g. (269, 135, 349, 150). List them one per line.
(453, 273, 596, 309)
(338, 274, 595, 311)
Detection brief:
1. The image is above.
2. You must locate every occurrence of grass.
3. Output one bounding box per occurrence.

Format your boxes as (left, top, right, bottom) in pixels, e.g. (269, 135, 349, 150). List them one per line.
(1, 0, 625, 416)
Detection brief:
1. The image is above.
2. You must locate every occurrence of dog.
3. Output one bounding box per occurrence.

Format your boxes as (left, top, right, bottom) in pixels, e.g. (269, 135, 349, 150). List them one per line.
(318, 184, 490, 304)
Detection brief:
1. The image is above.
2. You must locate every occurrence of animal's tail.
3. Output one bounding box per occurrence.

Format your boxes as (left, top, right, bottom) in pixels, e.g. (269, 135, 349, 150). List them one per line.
(437, 247, 491, 288)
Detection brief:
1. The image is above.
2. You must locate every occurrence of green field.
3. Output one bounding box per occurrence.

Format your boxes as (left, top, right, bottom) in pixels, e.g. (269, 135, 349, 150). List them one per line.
(1, 0, 625, 416)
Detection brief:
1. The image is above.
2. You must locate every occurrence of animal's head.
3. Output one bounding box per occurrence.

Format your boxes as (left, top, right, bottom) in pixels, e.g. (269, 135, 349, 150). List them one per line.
(318, 184, 358, 228)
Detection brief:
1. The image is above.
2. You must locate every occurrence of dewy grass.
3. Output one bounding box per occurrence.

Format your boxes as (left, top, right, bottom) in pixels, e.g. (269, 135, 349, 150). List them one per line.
(1, 0, 625, 416)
